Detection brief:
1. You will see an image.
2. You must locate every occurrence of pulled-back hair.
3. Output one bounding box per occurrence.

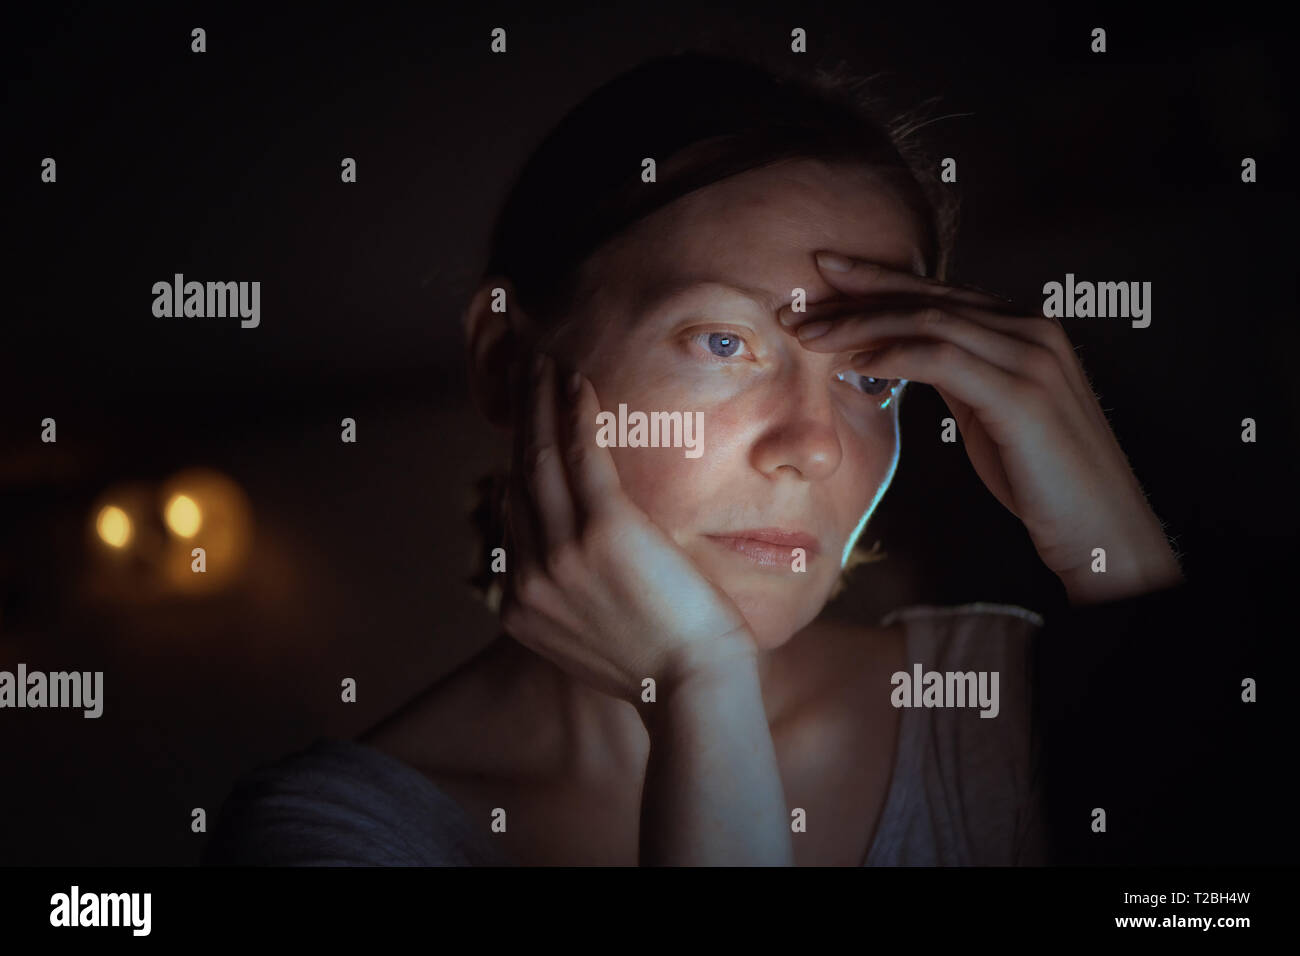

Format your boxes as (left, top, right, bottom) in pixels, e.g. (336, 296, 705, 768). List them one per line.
(467, 51, 961, 607)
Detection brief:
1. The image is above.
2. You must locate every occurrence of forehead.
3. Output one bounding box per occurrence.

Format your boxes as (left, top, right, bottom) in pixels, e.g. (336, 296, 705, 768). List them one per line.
(581, 158, 928, 312)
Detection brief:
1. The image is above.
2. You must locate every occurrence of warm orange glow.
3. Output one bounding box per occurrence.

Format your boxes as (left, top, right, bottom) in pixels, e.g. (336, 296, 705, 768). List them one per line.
(164, 493, 202, 537)
(96, 505, 132, 548)
(158, 468, 254, 593)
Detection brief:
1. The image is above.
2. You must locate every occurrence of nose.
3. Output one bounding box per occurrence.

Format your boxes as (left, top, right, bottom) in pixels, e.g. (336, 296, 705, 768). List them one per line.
(748, 365, 843, 481)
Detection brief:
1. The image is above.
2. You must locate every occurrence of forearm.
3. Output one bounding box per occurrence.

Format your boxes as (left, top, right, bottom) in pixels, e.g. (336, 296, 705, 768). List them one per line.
(636, 655, 793, 866)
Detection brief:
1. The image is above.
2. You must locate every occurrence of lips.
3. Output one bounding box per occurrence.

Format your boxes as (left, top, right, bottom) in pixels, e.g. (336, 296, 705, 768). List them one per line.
(704, 528, 821, 569)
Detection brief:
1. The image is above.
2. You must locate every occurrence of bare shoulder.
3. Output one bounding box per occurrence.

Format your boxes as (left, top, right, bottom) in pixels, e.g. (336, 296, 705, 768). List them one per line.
(357, 638, 645, 865)
(358, 637, 567, 784)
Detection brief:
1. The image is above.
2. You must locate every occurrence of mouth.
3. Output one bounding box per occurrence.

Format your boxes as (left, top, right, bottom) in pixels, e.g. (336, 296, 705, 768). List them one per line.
(704, 528, 821, 569)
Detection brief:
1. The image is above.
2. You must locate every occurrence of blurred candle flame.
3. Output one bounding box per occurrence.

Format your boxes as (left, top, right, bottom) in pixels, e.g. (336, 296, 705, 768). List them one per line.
(95, 505, 132, 548)
(165, 493, 203, 537)
(86, 469, 253, 602)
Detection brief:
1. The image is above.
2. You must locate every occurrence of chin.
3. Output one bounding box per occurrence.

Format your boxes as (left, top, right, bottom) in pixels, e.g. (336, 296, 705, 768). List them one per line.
(728, 587, 827, 652)
(689, 547, 831, 651)
(745, 621, 800, 652)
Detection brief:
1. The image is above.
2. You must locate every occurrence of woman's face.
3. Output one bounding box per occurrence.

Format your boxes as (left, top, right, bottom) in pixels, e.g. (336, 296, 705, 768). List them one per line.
(548, 158, 928, 650)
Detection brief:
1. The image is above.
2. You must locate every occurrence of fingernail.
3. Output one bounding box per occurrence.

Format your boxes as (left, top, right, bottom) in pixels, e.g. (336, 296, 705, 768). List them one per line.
(816, 251, 853, 273)
(797, 320, 831, 340)
(567, 371, 582, 397)
(778, 309, 801, 327)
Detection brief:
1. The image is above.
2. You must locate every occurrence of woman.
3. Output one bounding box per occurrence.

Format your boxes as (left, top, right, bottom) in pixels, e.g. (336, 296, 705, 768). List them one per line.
(203, 52, 1184, 867)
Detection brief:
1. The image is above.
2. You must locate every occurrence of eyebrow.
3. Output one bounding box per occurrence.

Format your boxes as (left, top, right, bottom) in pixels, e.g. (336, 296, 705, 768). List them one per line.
(649, 256, 924, 316)
(648, 279, 779, 314)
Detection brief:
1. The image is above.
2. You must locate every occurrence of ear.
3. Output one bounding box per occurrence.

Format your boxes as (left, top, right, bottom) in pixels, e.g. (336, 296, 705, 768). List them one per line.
(463, 277, 537, 428)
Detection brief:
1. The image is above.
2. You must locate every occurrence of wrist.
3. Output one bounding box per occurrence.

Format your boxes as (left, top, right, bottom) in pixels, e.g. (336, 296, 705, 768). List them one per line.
(636, 631, 760, 733)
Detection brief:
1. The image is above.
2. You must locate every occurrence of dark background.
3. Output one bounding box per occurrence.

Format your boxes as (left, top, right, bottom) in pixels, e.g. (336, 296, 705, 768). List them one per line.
(2, 1, 1295, 865)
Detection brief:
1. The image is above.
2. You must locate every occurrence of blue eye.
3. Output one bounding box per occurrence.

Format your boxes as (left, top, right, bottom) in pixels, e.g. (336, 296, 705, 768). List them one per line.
(836, 370, 900, 398)
(858, 376, 891, 396)
(692, 331, 748, 358)
(706, 332, 741, 357)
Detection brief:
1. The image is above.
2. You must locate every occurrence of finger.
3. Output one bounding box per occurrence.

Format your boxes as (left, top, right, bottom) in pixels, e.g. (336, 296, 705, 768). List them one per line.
(781, 290, 1073, 368)
(935, 383, 1019, 513)
(809, 252, 1021, 315)
(795, 306, 1047, 378)
(783, 291, 1046, 341)
(848, 338, 1044, 436)
(793, 303, 1105, 424)
(561, 370, 623, 530)
(526, 354, 576, 553)
(807, 252, 1078, 363)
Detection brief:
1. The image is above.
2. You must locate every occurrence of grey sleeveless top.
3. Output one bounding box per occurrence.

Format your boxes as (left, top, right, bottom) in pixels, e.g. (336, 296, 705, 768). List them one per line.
(203, 603, 1046, 866)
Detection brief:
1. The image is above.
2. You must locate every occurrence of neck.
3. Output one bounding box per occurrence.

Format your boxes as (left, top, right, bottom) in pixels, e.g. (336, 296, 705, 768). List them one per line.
(754, 618, 830, 725)
(490, 617, 830, 733)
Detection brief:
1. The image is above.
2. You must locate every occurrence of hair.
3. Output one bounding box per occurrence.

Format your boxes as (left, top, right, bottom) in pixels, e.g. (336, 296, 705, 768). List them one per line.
(466, 51, 962, 609)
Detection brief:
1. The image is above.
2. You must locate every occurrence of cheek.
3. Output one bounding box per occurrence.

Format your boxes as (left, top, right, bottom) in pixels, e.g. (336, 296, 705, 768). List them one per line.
(588, 360, 901, 554)
(834, 439, 898, 555)
(613, 451, 702, 525)
(607, 402, 749, 535)
(840, 412, 901, 513)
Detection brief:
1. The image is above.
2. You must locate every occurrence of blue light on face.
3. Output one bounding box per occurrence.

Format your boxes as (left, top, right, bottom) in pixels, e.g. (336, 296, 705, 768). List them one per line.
(839, 388, 904, 569)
